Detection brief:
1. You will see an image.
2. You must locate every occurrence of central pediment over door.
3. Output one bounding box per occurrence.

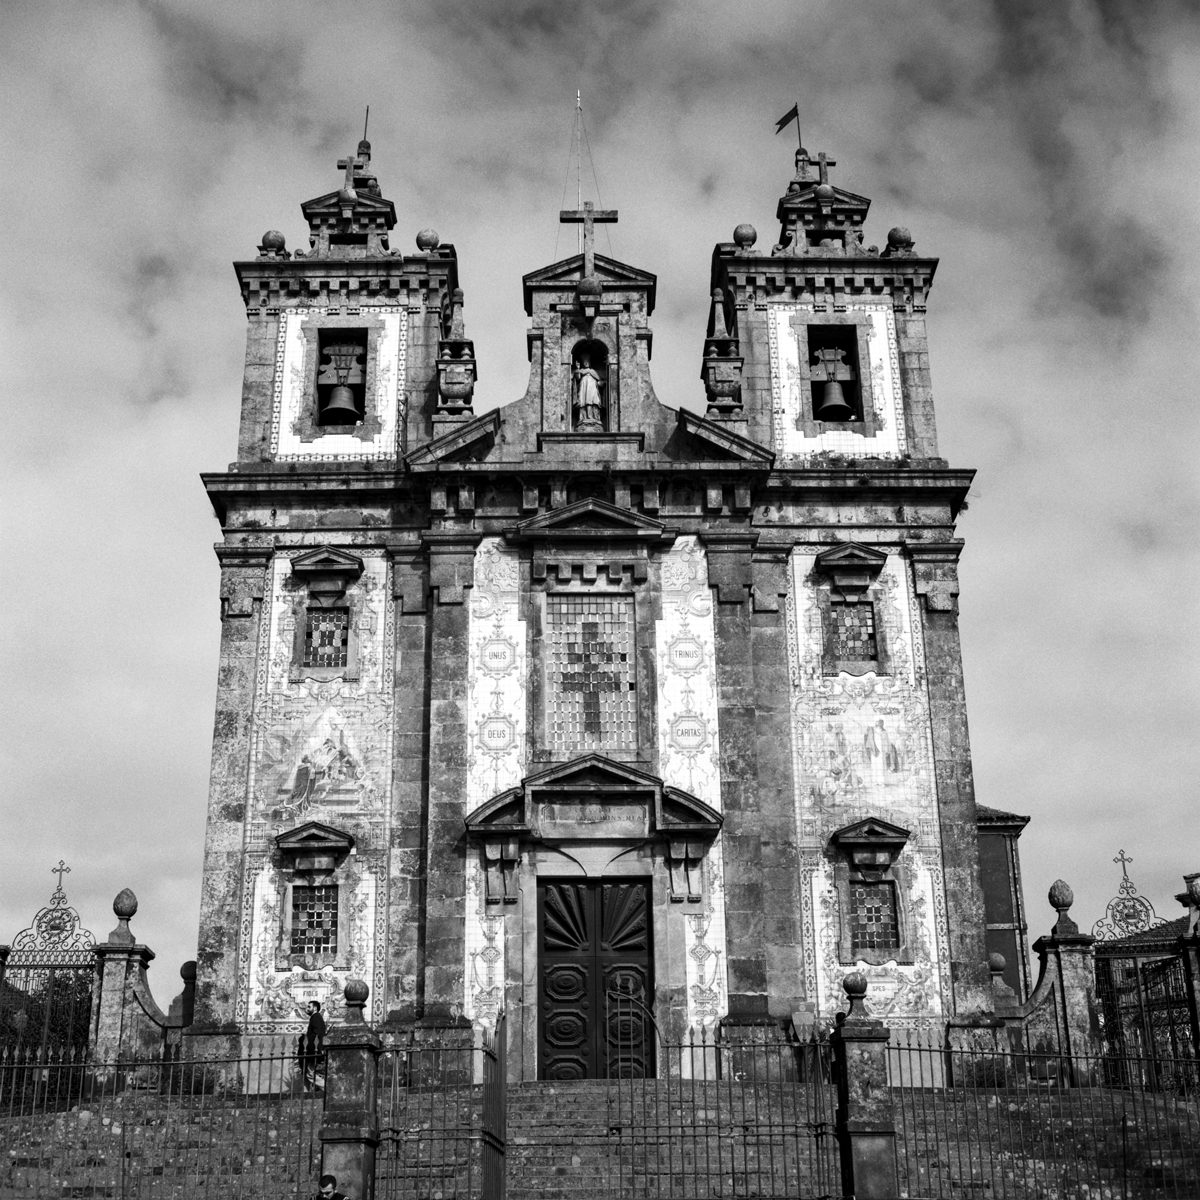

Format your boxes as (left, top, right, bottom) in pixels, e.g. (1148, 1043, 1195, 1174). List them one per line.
(464, 754, 722, 903)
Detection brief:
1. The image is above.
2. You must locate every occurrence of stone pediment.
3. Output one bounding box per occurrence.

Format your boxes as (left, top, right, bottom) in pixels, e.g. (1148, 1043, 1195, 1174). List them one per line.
(829, 817, 909, 874)
(676, 411, 775, 465)
(275, 821, 355, 873)
(404, 411, 500, 467)
(464, 754, 722, 841)
(779, 183, 871, 212)
(291, 546, 365, 579)
(505, 498, 669, 544)
(301, 189, 398, 225)
(814, 541, 887, 594)
(523, 252, 657, 312)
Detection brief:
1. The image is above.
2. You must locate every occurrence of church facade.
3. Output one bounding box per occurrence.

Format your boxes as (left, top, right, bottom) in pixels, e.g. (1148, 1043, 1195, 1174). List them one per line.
(195, 136, 1008, 1078)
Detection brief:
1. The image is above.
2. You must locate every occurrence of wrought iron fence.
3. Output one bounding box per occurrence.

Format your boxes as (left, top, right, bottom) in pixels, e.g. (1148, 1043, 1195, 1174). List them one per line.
(603, 990, 840, 1200)
(889, 1028, 1200, 1199)
(375, 1014, 506, 1200)
(1097, 951, 1199, 1068)
(0, 1044, 322, 1198)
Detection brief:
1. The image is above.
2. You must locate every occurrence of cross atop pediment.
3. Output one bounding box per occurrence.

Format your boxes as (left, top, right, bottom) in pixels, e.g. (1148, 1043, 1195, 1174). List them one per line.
(559, 200, 618, 278)
(337, 152, 365, 194)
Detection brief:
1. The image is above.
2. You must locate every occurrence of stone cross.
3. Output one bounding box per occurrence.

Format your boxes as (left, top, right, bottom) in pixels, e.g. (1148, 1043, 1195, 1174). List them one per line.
(816, 151, 837, 186)
(337, 153, 365, 193)
(559, 200, 618, 279)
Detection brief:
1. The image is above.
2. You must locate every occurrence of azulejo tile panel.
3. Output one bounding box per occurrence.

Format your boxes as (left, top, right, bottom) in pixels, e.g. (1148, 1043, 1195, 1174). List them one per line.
(463, 539, 528, 1026)
(271, 308, 405, 460)
(768, 303, 905, 460)
(787, 548, 950, 1023)
(656, 536, 727, 1027)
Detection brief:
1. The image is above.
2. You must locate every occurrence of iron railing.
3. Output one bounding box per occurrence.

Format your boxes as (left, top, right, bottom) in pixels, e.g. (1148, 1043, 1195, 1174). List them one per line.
(602, 990, 839, 1200)
(375, 1014, 506, 1200)
(0, 1044, 323, 1198)
(889, 1028, 1200, 1199)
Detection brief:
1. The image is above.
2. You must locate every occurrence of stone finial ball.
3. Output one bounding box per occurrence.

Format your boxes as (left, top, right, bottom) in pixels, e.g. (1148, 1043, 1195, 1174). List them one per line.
(113, 888, 138, 920)
(988, 952, 1007, 975)
(180, 960, 198, 981)
(887, 226, 914, 249)
(842, 971, 868, 998)
(733, 223, 757, 248)
(344, 978, 370, 1004)
(1048, 879, 1074, 910)
(576, 274, 602, 299)
(416, 228, 440, 251)
(260, 230, 286, 252)
(816, 182, 835, 200)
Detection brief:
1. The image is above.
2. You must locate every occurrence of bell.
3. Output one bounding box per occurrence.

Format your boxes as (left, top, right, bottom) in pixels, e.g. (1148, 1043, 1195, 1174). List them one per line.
(816, 379, 854, 421)
(321, 385, 361, 425)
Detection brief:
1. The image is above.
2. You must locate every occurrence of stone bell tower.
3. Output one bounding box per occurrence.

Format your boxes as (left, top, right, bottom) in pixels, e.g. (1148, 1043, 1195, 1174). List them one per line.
(195, 131, 995, 1071)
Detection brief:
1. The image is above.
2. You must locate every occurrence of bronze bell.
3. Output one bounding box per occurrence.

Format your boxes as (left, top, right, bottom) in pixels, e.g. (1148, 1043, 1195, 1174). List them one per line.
(321, 385, 362, 424)
(815, 378, 854, 421)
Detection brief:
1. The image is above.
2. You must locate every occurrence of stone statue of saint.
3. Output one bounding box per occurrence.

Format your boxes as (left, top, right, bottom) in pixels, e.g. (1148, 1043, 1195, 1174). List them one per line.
(573, 356, 604, 431)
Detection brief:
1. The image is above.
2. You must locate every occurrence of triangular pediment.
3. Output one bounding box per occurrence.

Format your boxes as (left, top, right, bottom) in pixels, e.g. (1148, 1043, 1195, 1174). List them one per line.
(506, 498, 668, 544)
(523, 253, 657, 313)
(661, 787, 723, 837)
(301, 190, 398, 221)
(405, 411, 500, 467)
(464, 788, 528, 835)
(525, 754, 662, 796)
(291, 546, 364, 578)
(814, 542, 888, 572)
(778, 184, 871, 213)
(830, 817, 910, 846)
(677, 411, 775, 465)
(275, 821, 355, 854)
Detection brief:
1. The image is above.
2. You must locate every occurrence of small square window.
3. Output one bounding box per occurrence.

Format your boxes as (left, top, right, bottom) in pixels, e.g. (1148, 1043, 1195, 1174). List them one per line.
(850, 881, 900, 953)
(291, 885, 338, 957)
(303, 608, 349, 670)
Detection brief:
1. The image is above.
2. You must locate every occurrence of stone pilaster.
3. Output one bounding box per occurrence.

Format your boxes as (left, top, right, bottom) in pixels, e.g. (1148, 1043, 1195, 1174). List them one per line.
(831, 974, 898, 1200)
(420, 532, 480, 1017)
(908, 540, 991, 1015)
(320, 980, 382, 1200)
(195, 547, 269, 1028)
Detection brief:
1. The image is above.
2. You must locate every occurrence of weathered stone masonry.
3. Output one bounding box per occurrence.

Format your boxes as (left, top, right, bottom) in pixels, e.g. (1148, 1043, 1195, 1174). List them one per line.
(194, 136, 1019, 1075)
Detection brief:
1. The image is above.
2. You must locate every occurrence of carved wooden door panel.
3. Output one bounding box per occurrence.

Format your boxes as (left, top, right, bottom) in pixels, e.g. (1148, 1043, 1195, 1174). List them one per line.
(537, 879, 653, 1079)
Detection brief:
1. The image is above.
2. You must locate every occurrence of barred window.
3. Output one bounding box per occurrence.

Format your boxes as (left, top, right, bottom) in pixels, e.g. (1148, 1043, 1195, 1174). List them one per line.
(291, 885, 338, 956)
(850, 881, 900, 953)
(303, 608, 349, 670)
(830, 599, 877, 663)
(545, 594, 637, 753)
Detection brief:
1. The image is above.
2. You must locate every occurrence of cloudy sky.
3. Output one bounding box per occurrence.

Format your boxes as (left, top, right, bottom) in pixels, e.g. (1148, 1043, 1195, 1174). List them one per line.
(3, 0, 1198, 1001)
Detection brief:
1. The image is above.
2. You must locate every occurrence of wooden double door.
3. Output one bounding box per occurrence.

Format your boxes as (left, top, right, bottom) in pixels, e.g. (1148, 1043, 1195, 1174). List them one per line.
(537, 879, 654, 1079)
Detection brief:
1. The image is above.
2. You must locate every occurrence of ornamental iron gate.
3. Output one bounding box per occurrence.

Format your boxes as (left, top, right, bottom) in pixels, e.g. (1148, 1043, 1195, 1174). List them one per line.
(0, 862, 96, 1058)
(538, 879, 653, 1079)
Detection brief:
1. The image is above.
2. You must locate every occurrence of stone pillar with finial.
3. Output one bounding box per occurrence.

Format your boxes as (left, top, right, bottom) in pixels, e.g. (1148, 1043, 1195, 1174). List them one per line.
(319, 978, 382, 1200)
(91, 888, 156, 1063)
(830, 972, 898, 1200)
(1029, 880, 1101, 1078)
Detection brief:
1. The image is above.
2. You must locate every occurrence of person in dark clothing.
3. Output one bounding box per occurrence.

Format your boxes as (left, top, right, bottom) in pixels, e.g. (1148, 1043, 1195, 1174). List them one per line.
(301, 1000, 326, 1090)
(316, 1173, 348, 1199)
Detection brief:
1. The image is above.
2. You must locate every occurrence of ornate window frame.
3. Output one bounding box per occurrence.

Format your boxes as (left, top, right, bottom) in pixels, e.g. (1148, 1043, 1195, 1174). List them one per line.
(814, 542, 889, 677)
(287, 547, 365, 683)
(273, 822, 356, 972)
(788, 312, 879, 437)
(830, 817, 914, 967)
(293, 314, 387, 444)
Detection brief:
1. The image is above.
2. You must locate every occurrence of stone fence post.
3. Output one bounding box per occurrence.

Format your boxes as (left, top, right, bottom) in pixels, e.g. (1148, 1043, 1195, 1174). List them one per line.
(831, 973, 899, 1200)
(320, 979, 382, 1200)
(90, 889, 155, 1063)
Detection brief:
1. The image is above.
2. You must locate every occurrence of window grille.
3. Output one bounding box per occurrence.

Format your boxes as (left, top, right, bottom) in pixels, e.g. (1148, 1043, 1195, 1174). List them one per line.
(303, 608, 349, 669)
(545, 594, 636, 753)
(291, 885, 338, 957)
(830, 599, 877, 662)
(850, 881, 900, 953)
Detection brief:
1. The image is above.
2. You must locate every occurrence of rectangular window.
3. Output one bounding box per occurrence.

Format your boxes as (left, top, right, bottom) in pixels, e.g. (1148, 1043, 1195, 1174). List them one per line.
(291, 885, 338, 956)
(545, 594, 637, 754)
(303, 608, 349, 670)
(830, 599, 877, 663)
(850, 881, 900, 953)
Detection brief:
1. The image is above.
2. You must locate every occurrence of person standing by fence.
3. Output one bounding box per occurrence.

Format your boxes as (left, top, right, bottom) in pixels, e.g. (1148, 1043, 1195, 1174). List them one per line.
(300, 1000, 326, 1092)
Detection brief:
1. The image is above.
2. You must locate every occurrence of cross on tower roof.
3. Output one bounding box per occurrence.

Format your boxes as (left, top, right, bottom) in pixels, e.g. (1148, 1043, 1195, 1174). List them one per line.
(337, 151, 365, 195)
(559, 200, 618, 280)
